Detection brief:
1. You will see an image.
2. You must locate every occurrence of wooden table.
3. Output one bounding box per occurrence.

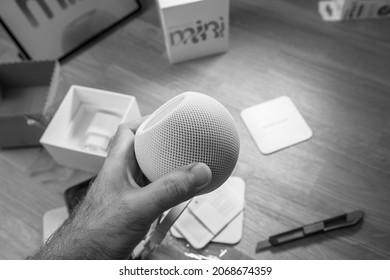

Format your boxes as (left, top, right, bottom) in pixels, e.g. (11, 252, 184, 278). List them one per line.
(1, 0, 390, 260)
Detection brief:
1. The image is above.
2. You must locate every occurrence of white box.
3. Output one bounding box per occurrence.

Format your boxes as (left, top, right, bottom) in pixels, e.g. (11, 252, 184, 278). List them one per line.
(156, 0, 229, 64)
(40, 85, 141, 173)
(319, 0, 390, 21)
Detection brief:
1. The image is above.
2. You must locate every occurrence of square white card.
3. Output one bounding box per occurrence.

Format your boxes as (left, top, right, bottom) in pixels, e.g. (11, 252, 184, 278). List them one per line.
(241, 96, 313, 154)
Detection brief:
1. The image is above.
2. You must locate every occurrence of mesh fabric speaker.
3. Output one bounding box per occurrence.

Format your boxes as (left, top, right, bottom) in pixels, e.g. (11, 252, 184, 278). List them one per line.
(134, 92, 240, 194)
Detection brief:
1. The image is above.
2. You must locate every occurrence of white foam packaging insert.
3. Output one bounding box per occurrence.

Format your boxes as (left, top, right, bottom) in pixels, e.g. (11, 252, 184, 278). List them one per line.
(40, 85, 141, 173)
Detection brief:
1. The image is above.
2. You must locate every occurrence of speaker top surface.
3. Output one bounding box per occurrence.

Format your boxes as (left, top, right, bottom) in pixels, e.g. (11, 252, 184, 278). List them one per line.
(135, 91, 240, 194)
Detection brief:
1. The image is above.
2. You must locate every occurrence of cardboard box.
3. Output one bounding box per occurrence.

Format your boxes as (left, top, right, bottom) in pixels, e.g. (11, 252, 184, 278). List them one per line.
(319, 0, 390, 21)
(0, 60, 60, 148)
(40, 85, 141, 174)
(156, 0, 230, 64)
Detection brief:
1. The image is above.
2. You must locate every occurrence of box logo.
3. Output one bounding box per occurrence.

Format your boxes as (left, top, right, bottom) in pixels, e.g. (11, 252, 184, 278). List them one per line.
(169, 17, 225, 47)
(378, 5, 390, 16)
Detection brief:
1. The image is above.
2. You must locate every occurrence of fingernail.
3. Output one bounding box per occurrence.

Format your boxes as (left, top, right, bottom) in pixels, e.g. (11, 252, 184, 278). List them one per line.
(190, 163, 212, 188)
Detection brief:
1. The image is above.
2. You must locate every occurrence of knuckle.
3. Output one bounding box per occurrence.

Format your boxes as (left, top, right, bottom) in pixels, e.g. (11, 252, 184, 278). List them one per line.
(150, 169, 196, 212)
(163, 170, 194, 199)
(163, 175, 186, 198)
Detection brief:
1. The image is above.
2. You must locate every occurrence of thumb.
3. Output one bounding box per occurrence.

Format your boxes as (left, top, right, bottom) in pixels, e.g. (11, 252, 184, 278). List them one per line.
(138, 163, 212, 219)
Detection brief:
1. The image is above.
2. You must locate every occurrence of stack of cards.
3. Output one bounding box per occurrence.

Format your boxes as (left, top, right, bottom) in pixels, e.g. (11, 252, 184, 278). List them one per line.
(171, 176, 245, 249)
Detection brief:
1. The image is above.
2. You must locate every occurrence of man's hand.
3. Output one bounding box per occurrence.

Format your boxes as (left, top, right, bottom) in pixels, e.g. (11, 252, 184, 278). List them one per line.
(32, 118, 212, 259)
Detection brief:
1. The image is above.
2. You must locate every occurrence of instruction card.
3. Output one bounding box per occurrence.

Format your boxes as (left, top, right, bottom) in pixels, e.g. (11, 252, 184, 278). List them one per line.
(241, 96, 313, 155)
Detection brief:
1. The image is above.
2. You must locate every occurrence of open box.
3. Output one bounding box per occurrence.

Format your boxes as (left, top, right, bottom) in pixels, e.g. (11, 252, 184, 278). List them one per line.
(40, 85, 141, 174)
(0, 60, 60, 148)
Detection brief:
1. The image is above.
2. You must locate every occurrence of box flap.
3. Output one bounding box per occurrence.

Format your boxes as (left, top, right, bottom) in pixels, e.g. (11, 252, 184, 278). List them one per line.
(0, 86, 48, 117)
(0, 61, 60, 118)
(0, 60, 60, 148)
(0, 60, 55, 87)
(0, 115, 45, 148)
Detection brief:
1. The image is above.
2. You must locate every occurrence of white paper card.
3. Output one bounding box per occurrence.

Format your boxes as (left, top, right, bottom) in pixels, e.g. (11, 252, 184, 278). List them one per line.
(42, 207, 69, 243)
(188, 186, 242, 235)
(172, 208, 215, 249)
(172, 176, 245, 248)
(171, 210, 244, 244)
(241, 96, 313, 154)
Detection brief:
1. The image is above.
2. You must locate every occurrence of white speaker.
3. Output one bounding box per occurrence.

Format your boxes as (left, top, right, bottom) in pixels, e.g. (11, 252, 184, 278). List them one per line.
(135, 91, 240, 194)
(132, 91, 240, 259)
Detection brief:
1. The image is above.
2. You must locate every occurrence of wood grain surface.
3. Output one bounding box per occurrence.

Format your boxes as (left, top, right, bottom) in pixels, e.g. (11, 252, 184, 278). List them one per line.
(1, 0, 390, 259)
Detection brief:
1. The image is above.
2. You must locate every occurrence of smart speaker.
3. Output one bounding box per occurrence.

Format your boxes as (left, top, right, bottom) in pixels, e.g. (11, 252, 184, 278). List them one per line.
(134, 91, 240, 194)
(132, 92, 240, 259)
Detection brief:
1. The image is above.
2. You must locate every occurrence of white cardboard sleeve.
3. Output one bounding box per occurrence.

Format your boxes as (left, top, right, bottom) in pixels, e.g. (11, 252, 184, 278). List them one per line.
(319, 0, 390, 21)
(40, 85, 141, 173)
(156, 0, 230, 64)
